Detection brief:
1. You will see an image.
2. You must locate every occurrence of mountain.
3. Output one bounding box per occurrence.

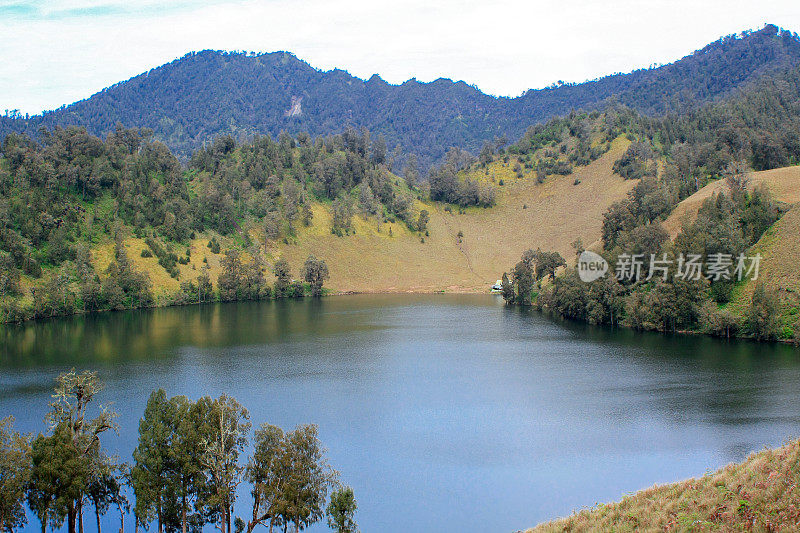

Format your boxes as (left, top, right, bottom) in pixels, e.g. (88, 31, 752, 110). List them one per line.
(2, 25, 799, 169)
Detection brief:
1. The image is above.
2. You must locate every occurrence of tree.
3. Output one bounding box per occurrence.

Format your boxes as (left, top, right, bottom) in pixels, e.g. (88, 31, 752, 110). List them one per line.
(301, 256, 329, 297)
(326, 487, 357, 533)
(748, 283, 779, 341)
(500, 272, 514, 304)
(532, 250, 566, 282)
(44, 370, 118, 533)
(173, 396, 211, 533)
(370, 135, 387, 166)
(278, 425, 337, 533)
(28, 424, 86, 533)
(197, 267, 213, 304)
(272, 259, 292, 298)
(245, 425, 286, 533)
(698, 301, 739, 338)
(0, 417, 30, 533)
(200, 396, 250, 533)
(415, 210, 429, 233)
(86, 461, 125, 533)
(218, 250, 244, 302)
(132, 390, 175, 533)
(357, 185, 378, 218)
(402, 154, 419, 188)
(512, 250, 535, 305)
(331, 196, 353, 236)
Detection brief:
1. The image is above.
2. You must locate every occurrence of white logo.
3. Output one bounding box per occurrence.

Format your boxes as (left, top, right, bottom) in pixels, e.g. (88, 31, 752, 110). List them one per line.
(578, 250, 608, 282)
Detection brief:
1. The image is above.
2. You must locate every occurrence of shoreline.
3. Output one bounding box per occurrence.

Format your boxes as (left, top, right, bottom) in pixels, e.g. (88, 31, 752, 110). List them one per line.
(3, 287, 798, 347)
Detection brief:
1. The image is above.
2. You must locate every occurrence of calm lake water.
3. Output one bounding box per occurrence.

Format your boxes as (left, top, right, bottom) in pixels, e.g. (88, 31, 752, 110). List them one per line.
(2, 294, 800, 532)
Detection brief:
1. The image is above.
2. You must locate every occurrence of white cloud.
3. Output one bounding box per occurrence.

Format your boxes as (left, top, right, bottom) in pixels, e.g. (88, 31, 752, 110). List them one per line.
(1, 0, 799, 114)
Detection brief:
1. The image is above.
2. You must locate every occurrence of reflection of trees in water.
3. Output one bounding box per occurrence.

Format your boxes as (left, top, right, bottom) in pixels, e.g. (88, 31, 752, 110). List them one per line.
(0, 297, 376, 368)
(547, 312, 800, 430)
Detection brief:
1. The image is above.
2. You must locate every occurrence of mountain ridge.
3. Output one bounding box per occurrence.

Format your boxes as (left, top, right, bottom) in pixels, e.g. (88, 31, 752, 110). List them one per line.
(2, 24, 799, 168)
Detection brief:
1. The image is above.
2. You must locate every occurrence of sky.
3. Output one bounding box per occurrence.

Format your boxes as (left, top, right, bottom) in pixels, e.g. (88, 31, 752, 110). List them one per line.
(1, 0, 799, 115)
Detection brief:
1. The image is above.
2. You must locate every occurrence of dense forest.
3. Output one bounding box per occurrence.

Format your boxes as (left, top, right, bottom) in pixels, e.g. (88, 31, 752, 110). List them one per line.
(2, 25, 799, 169)
(0, 370, 359, 533)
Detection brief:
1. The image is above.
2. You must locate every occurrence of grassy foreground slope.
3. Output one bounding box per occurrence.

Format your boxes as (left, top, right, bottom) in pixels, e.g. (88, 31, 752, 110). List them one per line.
(528, 439, 800, 532)
(276, 138, 633, 293)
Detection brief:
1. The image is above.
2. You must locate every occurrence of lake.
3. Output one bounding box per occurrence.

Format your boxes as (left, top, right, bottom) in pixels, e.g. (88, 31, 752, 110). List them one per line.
(2, 294, 800, 532)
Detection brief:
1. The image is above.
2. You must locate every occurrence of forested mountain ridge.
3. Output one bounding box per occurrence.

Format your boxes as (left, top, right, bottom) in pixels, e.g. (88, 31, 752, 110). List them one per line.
(2, 25, 799, 168)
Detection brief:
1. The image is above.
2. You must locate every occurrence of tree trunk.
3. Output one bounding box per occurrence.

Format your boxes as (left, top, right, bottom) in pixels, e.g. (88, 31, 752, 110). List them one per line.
(68, 504, 77, 533)
(78, 502, 84, 533)
(158, 502, 163, 533)
(117, 501, 125, 533)
(182, 492, 187, 533)
(96, 507, 102, 533)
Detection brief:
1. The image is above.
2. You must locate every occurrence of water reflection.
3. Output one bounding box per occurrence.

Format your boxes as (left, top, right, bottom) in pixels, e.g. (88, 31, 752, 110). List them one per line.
(1, 294, 799, 532)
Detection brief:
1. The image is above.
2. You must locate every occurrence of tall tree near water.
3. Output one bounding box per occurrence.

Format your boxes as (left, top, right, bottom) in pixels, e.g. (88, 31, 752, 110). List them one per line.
(0, 417, 30, 533)
(301, 256, 329, 297)
(200, 396, 250, 533)
(42, 370, 118, 533)
(132, 390, 175, 533)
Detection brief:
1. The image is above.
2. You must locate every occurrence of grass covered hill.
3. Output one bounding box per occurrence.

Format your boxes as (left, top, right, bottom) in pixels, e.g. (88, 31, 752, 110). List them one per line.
(3, 50, 800, 330)
(0, 117, 637, 321)
(1, 26, 799, 168)
(528, 439, 800, 532)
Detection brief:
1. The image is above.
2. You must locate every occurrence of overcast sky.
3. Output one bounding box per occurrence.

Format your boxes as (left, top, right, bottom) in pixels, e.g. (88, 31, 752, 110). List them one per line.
(1, 0, 799, 115)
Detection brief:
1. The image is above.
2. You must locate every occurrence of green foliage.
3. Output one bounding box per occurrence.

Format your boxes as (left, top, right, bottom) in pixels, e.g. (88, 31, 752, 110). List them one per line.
(208, 237, 221, 254)
(6, 26, 798, 171)
(612, 142, 656, 180)
(302, 255, 329, 297)
(144, 235, 180, 278)
(504, 249, 567, 306)
(245, 424, 338, 533)
(272, 258, 292, 298)
(0, 417, 30, 533)
(27, 369, 119, 533)
(326, 486, 358, 533)
(218, 249, 268, 302)
(429, 148, 496, 207)
(748, 283, 780, 340)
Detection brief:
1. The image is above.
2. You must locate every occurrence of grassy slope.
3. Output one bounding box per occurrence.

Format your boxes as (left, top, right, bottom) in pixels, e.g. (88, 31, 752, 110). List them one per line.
(77, 137, 633, 297)
(278, 137, 634, 292)
(725, 203, 800, 332)
(662, 165, 800, 238)
(661, 164, 800, 333)
(528, 439, 800, 532)
(8, 136, 633, 311)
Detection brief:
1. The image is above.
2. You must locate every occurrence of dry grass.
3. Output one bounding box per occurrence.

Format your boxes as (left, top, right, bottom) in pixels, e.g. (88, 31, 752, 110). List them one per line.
(278, 137, 635, 293)
(528, 439, 800, 533)
(663, 165, 800, 238)
(81, 158, 800, 302)
(79, 138, 634, 295)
